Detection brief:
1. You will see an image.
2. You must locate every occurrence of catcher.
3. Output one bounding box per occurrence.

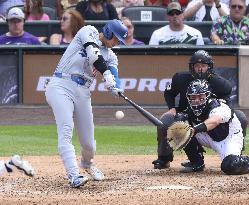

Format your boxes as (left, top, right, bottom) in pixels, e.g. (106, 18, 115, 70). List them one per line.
(168, 79, 249, 175)
(0, 155, 35, 177)
(153, 50, 248, 170)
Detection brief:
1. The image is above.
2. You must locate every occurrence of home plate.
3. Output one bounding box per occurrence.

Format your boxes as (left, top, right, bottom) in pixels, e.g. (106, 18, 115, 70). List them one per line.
(146, 185, 193, 190)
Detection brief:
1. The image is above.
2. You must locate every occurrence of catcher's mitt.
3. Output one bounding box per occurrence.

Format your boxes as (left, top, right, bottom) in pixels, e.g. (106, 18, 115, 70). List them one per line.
(167, 121, 194, 151)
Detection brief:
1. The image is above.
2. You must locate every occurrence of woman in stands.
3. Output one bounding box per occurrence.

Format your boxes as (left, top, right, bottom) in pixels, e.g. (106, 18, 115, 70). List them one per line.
(75, 0, 118, 20)
(50, 9, 84, 45)
(25, 0, 50, 21)
(145, 0, 189, 9)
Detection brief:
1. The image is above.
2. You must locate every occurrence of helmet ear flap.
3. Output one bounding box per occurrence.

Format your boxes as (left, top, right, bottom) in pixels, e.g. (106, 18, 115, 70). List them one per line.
(102, 25, 113, 40)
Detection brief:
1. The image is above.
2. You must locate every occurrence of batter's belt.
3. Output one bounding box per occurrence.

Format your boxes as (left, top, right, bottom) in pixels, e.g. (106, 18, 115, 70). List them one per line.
(53, 72, 92, 88)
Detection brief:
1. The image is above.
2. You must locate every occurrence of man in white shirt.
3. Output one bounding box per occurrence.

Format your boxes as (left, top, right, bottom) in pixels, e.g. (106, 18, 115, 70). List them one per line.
(149, 2, 205, 45)
(184, 0, 229, 22)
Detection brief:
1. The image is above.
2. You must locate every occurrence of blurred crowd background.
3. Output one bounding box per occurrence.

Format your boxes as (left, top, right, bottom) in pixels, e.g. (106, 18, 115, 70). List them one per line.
(0, 0, 247, 46)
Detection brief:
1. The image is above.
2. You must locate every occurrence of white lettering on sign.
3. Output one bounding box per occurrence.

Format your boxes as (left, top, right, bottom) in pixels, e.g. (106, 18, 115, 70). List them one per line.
(122, 78, 137, 90)
(138, 78, 157, 91)
(37, 77, 172, 92)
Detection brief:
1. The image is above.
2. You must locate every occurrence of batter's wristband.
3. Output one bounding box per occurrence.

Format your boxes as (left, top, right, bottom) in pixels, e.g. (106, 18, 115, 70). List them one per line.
(194, 123, 207, 133)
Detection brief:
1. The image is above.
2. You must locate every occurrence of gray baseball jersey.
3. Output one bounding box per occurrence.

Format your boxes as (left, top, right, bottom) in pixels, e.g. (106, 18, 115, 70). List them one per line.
(56, 25, 118, 84)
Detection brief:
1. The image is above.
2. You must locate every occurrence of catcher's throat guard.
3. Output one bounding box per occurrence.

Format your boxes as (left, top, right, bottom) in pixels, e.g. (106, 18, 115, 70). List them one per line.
(167, 121, 194, 151)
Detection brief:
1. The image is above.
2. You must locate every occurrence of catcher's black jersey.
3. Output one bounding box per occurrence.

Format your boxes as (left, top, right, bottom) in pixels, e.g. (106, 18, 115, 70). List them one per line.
(164, 71, 232, 112)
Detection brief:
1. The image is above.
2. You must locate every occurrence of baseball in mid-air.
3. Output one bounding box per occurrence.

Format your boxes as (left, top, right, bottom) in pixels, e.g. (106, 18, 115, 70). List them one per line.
(115, 110, 124, 120)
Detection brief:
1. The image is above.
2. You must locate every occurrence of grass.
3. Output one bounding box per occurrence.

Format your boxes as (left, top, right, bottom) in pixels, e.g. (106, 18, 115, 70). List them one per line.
(0, 125, 248, 156)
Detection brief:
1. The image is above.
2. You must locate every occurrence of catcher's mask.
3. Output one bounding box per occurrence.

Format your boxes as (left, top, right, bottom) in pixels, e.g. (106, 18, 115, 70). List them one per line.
(186, 79, 211, 116)
(189, 50, 214, 79)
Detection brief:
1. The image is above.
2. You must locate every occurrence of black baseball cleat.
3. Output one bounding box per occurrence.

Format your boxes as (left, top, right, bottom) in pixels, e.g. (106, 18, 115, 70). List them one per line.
(180, 161, 205, 173)
(152, 159, 170, 169)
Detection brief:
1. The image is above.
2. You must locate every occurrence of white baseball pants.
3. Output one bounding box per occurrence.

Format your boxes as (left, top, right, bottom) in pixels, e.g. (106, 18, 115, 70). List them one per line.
(195, 115, 243, 160)
(45, 77, 96, 178)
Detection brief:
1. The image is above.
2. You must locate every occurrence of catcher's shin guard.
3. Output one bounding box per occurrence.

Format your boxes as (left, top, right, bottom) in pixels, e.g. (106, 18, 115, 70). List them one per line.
(156, 113, 175, 158)
(182, 137, 205, 172)
(184, 137, 205, 159)
(221, 155, 249, 175)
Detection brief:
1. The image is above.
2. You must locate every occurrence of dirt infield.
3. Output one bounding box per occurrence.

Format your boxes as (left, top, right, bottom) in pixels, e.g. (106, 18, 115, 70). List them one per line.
(1, 106, 249, 204)
(1, 155, 249, 205)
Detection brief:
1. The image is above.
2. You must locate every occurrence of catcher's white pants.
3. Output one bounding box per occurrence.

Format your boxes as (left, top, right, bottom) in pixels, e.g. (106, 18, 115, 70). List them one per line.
(45, 77, 96, 178)
(195, 115, 243, 160)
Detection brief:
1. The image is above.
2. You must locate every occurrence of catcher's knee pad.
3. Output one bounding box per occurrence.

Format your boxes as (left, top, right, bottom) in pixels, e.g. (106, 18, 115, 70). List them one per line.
(184, 137, 205, 164)
(221, 155, 249, 175)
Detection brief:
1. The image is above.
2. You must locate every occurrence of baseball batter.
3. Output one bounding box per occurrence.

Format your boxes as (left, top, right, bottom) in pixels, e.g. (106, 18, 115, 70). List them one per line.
(182, 79, 249, 175)
(45, 19, 128, 188)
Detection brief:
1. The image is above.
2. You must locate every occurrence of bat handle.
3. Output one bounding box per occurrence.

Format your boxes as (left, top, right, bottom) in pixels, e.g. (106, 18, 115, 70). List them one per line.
(118, 92, 125, 99)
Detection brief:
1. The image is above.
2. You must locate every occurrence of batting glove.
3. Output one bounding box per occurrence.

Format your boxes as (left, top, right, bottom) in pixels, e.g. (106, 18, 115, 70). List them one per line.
(103, 70, 116, 89)
(109, 86, 123, 97)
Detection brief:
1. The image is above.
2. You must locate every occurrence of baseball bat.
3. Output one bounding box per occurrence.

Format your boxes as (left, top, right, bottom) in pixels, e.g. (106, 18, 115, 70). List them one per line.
(118, 92, 163, 127)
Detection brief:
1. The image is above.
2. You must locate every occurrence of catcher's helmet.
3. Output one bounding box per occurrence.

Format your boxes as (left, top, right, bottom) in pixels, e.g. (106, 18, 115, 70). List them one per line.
(189, 50, 214, 79)
(186, 79, 211, 116)
(102, 19, 128, 44)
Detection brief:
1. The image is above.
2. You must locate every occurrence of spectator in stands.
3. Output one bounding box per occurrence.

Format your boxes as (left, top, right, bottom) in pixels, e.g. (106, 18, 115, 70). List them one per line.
(145, 0, 169, 7)
(112, 0, 144, 18)
(25, 0, 50, 43)
(120, 17, 145, 45)
(112, 0, 144, 8)
(145, 0, 189, 9)
(57, 0, 80, 19)
(149, 2, 204, 45)
(25, 0, 50, 20)
(183, 0, 229, 22)
(50, 9, 84, 45)
(0, 0, 24, 17)
(0, 7, 40, 45)
(211, 0, 249, 45)
(76, 0, 118, 20)
(60, 0, 80, 9)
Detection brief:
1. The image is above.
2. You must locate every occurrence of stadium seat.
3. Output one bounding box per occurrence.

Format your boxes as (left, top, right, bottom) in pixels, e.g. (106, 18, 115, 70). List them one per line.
(121, 6, 167, 21)
(43, 7, 57, 20)
(43, 0, 57, 9)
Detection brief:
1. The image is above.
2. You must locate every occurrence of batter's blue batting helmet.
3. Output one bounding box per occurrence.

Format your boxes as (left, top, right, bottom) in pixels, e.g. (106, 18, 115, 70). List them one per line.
(102, 19, 128, 44)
